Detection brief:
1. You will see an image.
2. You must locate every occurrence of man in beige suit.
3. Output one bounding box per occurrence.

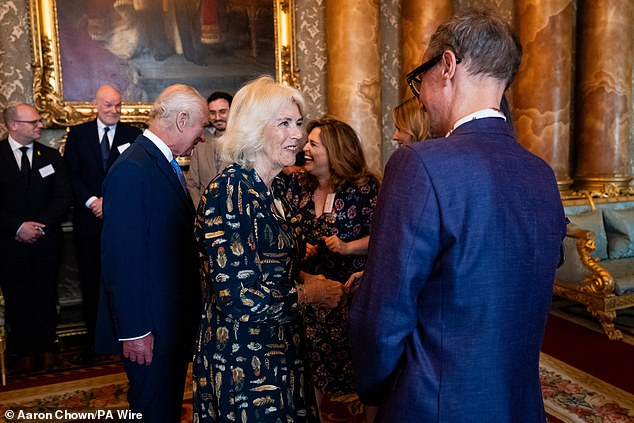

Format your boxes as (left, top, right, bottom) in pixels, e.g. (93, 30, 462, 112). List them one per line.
(186, 91, 232, 207)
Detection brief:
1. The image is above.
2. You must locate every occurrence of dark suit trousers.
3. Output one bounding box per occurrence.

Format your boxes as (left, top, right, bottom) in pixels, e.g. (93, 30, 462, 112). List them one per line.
(123, 348, 190, 423)
(74, 231, 101, 347)
(0, 244, 60, 355)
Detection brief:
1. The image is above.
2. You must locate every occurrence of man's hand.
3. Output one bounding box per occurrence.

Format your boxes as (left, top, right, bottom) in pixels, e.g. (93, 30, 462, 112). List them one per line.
(15, 221, 46, 243)
(122, 334, 154, 365)
(344, 271, 364, 295)
(90, 197, 104, 218)
(303, 274, 346, 309)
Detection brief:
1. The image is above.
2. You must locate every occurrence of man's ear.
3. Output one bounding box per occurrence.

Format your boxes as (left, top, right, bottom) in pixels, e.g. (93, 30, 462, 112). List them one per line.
(175, 111, 189, 132)
(440, 50, 460, 81)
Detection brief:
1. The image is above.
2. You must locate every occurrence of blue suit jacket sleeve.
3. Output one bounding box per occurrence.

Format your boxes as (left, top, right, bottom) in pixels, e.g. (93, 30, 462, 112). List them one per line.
(101, 159, 151, 339)
(348, 147, 440, 403)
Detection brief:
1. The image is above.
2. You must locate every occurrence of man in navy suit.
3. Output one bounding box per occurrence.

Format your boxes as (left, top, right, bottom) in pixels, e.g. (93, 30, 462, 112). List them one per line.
(0, 103, 72, 372)
(64, 85, 142, 360)
(348, 11, 567, 422)
(96, 84, 206, 421)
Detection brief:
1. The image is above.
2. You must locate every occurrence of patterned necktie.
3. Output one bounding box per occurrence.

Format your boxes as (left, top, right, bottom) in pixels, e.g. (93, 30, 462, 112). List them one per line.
(170, 159, 188, 193)
(19, 146, 31, 186)
(100, 126, 110, 170)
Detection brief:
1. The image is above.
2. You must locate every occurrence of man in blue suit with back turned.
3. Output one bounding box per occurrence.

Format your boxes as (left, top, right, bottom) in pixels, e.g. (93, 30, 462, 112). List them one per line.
(96, 84, 207, 422)
(348, 11, 567, 422)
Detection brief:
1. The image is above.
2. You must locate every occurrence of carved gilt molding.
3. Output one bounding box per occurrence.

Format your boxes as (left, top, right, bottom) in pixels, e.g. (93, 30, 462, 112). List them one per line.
(29, 0, 298, 127)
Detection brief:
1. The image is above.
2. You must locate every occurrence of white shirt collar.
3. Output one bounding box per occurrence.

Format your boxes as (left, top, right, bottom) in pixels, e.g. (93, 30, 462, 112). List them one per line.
(143, 129, 174, 162)
(446, 108, 506, 137)
(8, 136, 33, 151)
(97, 119, 117, 133)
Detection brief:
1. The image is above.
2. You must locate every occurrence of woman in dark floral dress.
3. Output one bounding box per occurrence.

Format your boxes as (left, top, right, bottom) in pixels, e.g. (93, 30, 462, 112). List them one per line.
(192, 77, 344, 423)
(276, 118, 380, 422)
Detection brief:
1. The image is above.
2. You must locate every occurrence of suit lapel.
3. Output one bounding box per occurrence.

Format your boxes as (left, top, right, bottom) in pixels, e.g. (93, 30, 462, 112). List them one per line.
(0, 141, 25, 192)
(30, 142, 49, 190)
(86, 120, 105, 174)
(138, 137, 194, 212)
(109, 125, 128, 167)
(0, 140, 21, 178)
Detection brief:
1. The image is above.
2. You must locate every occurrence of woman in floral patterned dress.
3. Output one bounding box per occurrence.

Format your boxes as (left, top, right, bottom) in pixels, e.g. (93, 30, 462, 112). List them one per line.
(192, 77, 344, 422)
(276, 118, 380, 422)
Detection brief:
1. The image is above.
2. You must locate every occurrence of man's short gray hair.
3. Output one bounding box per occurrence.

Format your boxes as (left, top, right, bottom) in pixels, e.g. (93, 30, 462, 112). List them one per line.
(427, 10, 522, 89)
(149, 84, 206, 129)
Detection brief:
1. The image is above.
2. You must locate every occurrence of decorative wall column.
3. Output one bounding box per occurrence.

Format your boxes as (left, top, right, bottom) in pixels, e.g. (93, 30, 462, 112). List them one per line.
(400, 0, 452, 100)
(325, 0, 382, 173)
(574, 0, 634, 190)
(513, 0, 574, 191)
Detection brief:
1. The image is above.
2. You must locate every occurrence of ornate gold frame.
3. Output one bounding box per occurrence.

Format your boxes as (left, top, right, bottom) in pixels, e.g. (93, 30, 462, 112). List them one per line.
(29, 0, 297, 127)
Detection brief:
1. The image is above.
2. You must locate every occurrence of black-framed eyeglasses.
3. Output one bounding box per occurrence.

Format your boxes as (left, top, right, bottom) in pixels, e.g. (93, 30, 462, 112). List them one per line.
(406, 54, 462, 98)
(13, 119, 43, 126)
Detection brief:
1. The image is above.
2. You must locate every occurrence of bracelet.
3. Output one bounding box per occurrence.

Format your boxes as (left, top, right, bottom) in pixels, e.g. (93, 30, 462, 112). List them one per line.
(297, 284, 306, 306)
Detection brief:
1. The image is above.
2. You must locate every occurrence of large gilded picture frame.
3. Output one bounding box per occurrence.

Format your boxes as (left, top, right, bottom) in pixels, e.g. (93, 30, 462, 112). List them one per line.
(29, 0, 297, 127)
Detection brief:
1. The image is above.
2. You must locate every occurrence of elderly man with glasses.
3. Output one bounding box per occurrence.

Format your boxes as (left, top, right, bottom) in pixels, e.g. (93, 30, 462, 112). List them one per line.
(0, 103, 72, 373)
(349, 11, 566, 422)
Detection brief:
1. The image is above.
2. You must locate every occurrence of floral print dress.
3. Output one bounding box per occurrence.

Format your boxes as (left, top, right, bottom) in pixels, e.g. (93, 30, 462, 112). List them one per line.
(193, 164, 319, 423)
(275, 172, 380, 396)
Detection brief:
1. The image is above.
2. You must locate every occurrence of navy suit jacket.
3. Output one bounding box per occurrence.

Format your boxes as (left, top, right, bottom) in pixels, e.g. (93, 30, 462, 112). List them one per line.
(96, 135, 200, 356)
(64, 119, 141, 237)
(348, 118, 566, 422)
(0, 139, 71, 251)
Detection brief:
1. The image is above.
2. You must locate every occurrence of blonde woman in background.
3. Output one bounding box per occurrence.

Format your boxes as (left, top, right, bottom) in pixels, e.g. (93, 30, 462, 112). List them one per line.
(391, 97, 429, 147)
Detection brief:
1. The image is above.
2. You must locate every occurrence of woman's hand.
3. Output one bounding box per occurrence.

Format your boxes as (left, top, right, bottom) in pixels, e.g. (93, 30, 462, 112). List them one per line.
(305, 242, 319, 259)
(323, 235, 370, 256)
(321, 235, 348, 255)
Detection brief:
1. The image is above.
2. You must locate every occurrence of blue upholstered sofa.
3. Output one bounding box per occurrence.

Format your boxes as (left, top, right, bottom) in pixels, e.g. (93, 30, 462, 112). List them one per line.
(556, 194, 634, 340)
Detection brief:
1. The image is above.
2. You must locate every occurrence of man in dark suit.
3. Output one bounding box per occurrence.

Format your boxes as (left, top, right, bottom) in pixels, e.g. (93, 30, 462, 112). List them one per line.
(348, 11, 567, 422)
(0, 103, 72, 372)
(96, 84, 206, 421)
(64, 85, 142, 361)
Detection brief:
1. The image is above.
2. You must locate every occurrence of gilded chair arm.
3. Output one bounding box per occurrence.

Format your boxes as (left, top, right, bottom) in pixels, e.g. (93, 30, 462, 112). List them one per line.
(555, 226, 615, 296)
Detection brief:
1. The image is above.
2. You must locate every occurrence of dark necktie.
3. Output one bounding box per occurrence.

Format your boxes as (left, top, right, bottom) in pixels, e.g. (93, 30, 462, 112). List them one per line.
(101, 127, 110, 170)
(170, 159, 188, 193)
(19, 146, 31, 186)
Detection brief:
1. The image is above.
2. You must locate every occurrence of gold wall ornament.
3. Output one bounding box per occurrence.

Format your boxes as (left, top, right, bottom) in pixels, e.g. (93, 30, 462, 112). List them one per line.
(275, 0, 298, 87)
(29, 0, 298, 127)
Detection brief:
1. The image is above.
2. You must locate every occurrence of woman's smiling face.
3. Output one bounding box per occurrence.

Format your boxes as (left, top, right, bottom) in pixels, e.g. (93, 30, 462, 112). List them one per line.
(303, 127, 331, 179)
(260, 102, 304, 173)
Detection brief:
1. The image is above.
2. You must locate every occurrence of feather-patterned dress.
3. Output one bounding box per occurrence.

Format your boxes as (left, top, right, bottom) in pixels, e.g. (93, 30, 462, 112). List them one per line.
(192, 164, 319, 423)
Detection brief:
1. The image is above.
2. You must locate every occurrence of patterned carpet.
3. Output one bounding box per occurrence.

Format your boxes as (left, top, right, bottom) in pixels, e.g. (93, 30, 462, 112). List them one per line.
(0, 357, 630, 422)
(0, 364, 193, 422)
(540, 353, 634, 422)
(1, 310, 632, 422)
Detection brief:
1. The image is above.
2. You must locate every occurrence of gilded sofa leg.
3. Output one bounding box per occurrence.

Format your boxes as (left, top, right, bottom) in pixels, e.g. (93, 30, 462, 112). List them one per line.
(588, 308, 623, 341)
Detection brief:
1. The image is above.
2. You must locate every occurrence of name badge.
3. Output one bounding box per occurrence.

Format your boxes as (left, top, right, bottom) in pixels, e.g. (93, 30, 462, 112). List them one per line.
(39, 164, 55, 178)
(117, 143, 131, 154)
(324, 193, 335, 214)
